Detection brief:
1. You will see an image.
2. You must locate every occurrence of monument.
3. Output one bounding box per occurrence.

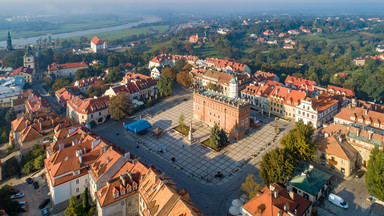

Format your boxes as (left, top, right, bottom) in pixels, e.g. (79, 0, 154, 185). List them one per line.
(183, 121, 197, 147)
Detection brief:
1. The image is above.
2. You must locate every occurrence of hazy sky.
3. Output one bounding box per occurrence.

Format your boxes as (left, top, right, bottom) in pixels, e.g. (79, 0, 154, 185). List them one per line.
(1, 0, 384, 16)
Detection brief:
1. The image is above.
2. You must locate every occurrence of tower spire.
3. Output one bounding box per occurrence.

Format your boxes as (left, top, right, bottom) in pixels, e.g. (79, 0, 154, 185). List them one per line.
(7, 30, 13, 52)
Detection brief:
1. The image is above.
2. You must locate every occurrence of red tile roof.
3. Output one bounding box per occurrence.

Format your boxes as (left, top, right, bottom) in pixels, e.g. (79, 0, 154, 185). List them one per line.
(48, 62, 88, 71)
(67, 96, 109, 114)
(91, 36, 104, 45)
(74, 77, 101, 88)
(327, 85, 355, 99)
(55, 87, 79, 106)
(25, 95, 50, 112)
(334, 106, 384, 130)
(285, 75, 316, 91)
(242, 183, 312, 216)
(315, 135, 357, 161)
(10, 66, 33, 76)
(205, 57, 248, 72)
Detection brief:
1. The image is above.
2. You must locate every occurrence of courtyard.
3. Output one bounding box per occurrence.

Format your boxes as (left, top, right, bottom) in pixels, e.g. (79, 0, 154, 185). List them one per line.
(122, 100, 294, 184)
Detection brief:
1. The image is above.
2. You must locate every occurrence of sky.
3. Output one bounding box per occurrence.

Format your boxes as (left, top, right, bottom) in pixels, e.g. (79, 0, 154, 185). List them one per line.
(1, 0, 384, 16)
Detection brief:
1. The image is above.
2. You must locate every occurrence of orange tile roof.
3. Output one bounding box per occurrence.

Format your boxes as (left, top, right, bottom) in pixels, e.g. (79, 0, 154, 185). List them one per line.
(309, 93, 340, 112)
(285, 75, 316, 91)
(19, 126, 43, 142)
(74, 77, 101, 88)
(67, 96, 109, 114)
(243, 183, 312, 216)
(48, 62, 88, 71)
(285, 89, 307, 106)
(121, 72, 157, 87)
(55, 87, 79, 106)
(334, 106, 384, 130)
(26, 95, 50, 112)
(327, 85, 355, 98)
(90, 147, 122, 181)
(9, 66, 33, 76)
(315, 135, 357, 161)
(205, 57, 248, 72)
(91, 36, 104, 45)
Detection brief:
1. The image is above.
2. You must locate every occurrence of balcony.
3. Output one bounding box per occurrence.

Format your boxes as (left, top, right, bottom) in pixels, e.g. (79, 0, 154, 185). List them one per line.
(328, 159, 338, 166)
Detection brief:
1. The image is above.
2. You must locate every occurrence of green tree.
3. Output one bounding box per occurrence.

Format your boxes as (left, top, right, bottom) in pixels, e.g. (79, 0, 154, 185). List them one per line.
(82, 188, 89, 212)
(209, 123, 221, 150)
(0, 185, 21, 215)
(33, 155, 45, 170)
(365, 146, 384, 201)
(108, 93, 134, 120)
(161, 67, 177, 80)
(241, 174, 262, 198)
(21, 160, 34, 174)
(158, 76, 175, 96)
(52, 78, 71, 91)
(281, 120, 315, 162)
(4, 157, 20, 177)
(175, 59, 187, 71)
(179, 113, 185, 129)
(260, 148, 295, 185)
(65, 195, 78, 216)
(3, 50, 24, 68)
(105, 67, 124, 83)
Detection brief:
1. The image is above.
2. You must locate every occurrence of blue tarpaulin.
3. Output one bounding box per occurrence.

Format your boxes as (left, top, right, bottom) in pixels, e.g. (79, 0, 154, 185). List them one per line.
(124, 120, 152, 133)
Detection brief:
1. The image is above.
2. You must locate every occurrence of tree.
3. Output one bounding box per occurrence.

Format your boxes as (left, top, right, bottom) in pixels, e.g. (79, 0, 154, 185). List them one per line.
(21, 160, 34, 174)
(241, 174, 262, 198)
(175, 59, 187, 71)
(108, 93, 134, 120)
(5, 108, 16, 122)
(4, 157, 20, 177)
(176, 71, 192, 88)
(158, 76, 175, 96)
(105, 67, 124, 83)
(206, 82, 221, 92)
(33, 155, 45, 170)
(0, 185, 21, 215)
(260, 148, 295, 185)
(161, 67, 177, 80)
(210, 123, 221, 150)
(179, 113, 185, 129)
(281, 120, 315, 162)
(3, 50, 24, 68)
(365, 146, 384, 201)
(65, 195, 78, 216)
(52, 78, 71, 91)
(82, 188, 90, 212)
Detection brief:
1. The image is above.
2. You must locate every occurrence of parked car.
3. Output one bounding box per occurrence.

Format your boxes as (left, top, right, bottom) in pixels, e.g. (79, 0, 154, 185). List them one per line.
(328, 193, 348, 209)
(33, 181, 40, 189)
(26, 177, 33, 184)
(39, 199, 50, 209)
(41, 208, 49, 216)
(11, 193, 24, 199)
(19, 201, 27, 206)
(9, 189, 20, 195)
(355, 170, 365, 178)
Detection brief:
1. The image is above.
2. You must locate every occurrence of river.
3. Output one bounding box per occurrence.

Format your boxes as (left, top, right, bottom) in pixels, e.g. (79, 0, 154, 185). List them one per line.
(0, 16, 161, 48)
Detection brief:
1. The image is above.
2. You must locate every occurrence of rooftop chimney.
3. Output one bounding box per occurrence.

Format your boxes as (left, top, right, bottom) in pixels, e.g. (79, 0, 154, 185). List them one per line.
(289, 190, 295, 200)
(369, 131, 373, 140)
(356, 128, 360, 137)
(120, 174, 126, 187)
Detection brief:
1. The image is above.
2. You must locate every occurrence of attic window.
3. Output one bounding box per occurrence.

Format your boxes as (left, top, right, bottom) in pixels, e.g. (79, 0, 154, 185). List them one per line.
(358, 119, 363, 123)
(114, 192, 119, 199)
(121, 190, 126, 196)
(366, 121, 371, 125)
(350, 117, 355, 121)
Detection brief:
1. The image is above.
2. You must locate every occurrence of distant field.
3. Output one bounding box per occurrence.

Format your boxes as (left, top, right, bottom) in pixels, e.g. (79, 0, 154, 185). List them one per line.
(0, 15, 142, 41)
(148, 41, 173, 52)
(69, 25, 170, 41)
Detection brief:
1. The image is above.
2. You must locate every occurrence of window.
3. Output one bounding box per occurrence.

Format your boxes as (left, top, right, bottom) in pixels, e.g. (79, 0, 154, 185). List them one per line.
(99, 112, 101, 116)
(82, 115, 84, 119)
(197, 107, 200, 111)
(91, 114, 93, 118)
(245, 118, 248, 123)
(213, 113, 216, 117)
(298, 111, 301, 115)
(341, 160, 345, 165)
(242, 120, 244, 125)
(76, 188, 79, 193)
(209, 112, 211, 116)
(341, 168, 345, 173)
(218, 115, 220, 119)
(76, 179, 79, 184)
(77, 195, 80, 200)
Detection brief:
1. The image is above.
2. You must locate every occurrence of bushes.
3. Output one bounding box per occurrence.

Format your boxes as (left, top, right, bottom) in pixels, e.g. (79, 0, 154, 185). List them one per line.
(3, 157, 20, 178)
(21, 145, 45, 174)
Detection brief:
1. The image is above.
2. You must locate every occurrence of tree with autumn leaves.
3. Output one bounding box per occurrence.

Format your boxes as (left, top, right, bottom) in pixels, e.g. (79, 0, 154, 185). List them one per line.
(108, 93, 134, 120)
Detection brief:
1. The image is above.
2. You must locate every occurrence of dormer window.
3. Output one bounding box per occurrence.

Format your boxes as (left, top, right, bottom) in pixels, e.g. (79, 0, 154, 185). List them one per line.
(358, 119, 363, 123)
(121, 190, 126, 195)
(350, 117, 355, 121)
(74, 170, 80, 175)
(114, 192, 119, 199)
(366, 121, 371, 125)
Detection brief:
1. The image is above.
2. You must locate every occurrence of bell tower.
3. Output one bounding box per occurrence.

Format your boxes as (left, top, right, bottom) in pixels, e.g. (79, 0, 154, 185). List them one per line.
(23, 46, 36, 73)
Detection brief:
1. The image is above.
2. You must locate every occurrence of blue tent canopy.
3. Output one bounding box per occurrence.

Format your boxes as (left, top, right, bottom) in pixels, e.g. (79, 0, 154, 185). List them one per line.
(124, 120, 152, 133)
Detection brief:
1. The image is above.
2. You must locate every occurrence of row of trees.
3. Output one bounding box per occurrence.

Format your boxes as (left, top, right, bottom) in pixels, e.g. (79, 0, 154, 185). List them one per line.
(65, 188, 96, 216)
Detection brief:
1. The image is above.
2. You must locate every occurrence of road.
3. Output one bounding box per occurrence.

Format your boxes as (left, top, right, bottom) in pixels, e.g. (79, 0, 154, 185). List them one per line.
(93, 84, 293, 216)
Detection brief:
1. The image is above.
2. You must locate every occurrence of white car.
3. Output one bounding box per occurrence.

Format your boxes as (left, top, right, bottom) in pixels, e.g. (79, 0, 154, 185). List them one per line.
(328, 193, 348, 209)
(11, 193, 24, 199)
(19, 201, 27, 206)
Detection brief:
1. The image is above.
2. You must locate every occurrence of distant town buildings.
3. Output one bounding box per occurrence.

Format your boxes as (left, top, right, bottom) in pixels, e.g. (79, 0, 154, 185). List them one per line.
(47, 62, 88, 78)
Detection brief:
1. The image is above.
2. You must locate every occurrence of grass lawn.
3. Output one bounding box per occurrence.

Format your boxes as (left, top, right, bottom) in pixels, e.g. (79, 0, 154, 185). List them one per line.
(195, 43, 224, 58)
(148, 40, 173, 52)
(203, 138, 210, 146)
(174, 125, 190, 136)
(1, 15, 141, 41)
(68, 25, 169, 42)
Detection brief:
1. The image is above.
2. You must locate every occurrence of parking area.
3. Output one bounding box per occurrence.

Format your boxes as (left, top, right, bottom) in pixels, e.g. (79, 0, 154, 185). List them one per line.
(2, 170, 51, 216)
(318, 172, 372, 216)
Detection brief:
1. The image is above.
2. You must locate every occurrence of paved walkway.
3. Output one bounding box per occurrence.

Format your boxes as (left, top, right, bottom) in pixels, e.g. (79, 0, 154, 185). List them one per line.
(123, 100, 292, 185)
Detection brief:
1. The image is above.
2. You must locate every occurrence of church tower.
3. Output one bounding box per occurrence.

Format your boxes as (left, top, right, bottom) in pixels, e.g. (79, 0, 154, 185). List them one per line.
(7, 30, 12, 52)
(23, 46, 36, 73)
(228, 76, 238, 98)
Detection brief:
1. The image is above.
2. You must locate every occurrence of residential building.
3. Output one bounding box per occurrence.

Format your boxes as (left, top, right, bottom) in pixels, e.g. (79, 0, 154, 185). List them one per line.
(217, 28, 231, 35)
(283, 44, 294, 49)
(241, 84, 275, 115)
(321, 123, 384, 167)
(45, 135, 108, 212)
(284, 89, 307, 120)
(91, 36, 108, 54)
(333, 105, 384, 132)
(66, 96, 110, 128)
(0, 77, 24, 107)
(55, 87, 80, 108)
(278, 32, 287, 37)
(241, 183, 312, 216)
(148, 54, 198, 69)
(120, 72, 158, 100)
(353, 99, 384, 113)
(288, 163, 332, 202)
(252, 70, 280, 84)
(327, 85, 355, 101)
(267, 39, 277, 44)
(9, 67, 33, 83)
(314, 134, 358, 177)
(353, 58, 365, 66)
(104, 83, 140, 102)
(150, 66, 162, 80)
(10, 111, 75, 154)
(295, 93, 340, 128)
(288, 29, 300, 35)
(190, 68, 251, 96)
(285, 75, 317, 92)
(47, 62, 88, 78)
(302, 28, 311, 33)
(263, 30, 274, 36)
(376, 45, 384, 52)
(203, 58, 251, 74)
(74, 77, 101, 92)
(189, 33, 207, 43)
(25, 94, 50, 113)
(193, 89, 250, 140)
